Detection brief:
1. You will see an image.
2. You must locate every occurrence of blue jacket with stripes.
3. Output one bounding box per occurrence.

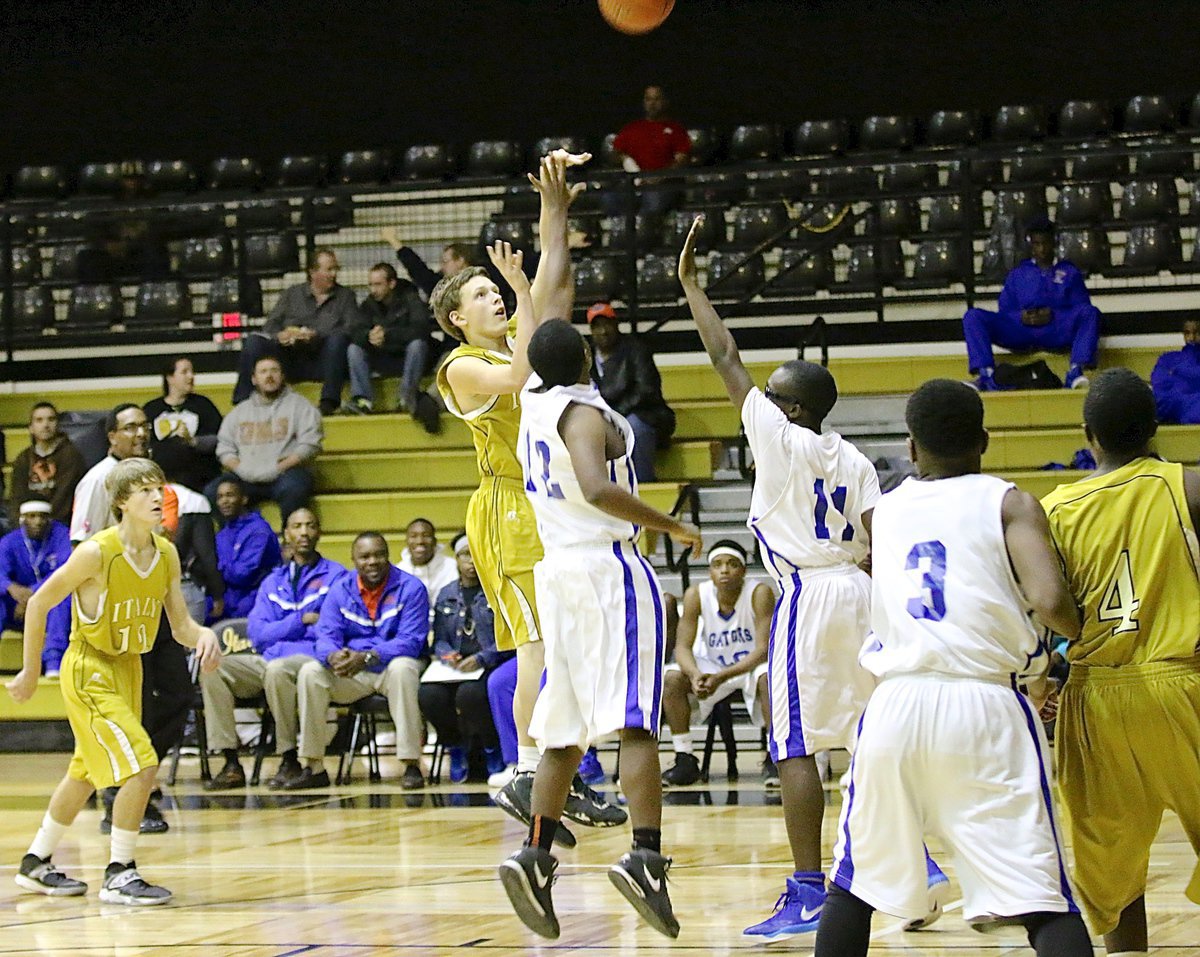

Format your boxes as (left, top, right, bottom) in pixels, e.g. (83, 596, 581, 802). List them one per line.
(313, 565, 430, 669)
(247, 555, 348, 661)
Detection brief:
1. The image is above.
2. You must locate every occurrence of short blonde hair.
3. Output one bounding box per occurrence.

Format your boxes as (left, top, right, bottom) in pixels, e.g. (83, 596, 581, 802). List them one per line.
(105, 457, 166, 522)
(430, 266, 488, 342)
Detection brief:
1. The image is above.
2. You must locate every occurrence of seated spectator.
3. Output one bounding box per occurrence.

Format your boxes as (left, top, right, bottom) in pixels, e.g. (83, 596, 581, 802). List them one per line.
(660, 540, 774, 787)
(607, 84, 692, 216)
(380, 227, 475, 298)
(291, 532, 430, 790)
(586, 302, 677, 482)
(347, 262, 441, 431)
(209, 356, 322, 526)
(214, 477, 282, 619)
(9, 402, 85, 525)
(419, 534, 512, 783)
(397, 517, 459, 606)
(1151, 317, 1200, 424)
(962, 217, 1100, 391)
(70, 403, 150, 544)
(201, 508, 347, 790)
(144, 356, 223, 492)
(0, 499, 70, 675)
(233, 248, 359, 415)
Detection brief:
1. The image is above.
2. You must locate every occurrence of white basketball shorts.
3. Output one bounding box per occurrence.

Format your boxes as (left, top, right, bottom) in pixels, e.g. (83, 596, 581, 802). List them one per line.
(665, 660, 768, 726)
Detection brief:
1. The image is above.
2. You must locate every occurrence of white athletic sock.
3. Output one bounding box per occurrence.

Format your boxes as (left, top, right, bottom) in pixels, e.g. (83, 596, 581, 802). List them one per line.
(516, 746, 540, 774)
(109, 826, 138, 867)
(1105, 952, 1148, 956)
(672, 734, 694, 757)
(27, 812, 69, 860)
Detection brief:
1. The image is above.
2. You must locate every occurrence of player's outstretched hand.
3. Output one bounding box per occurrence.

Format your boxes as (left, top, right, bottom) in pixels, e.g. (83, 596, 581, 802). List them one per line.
(486, 240, 529, 294)
(5, 668, 38, 704)
(670, 521, 703, 554)
(528, 153, 590, 209)
(195, 628, 223, 675)
(678, 215, 704, 288)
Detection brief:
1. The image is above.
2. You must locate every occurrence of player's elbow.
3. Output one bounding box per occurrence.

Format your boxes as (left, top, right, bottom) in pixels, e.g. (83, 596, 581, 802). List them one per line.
(1027, 587, 1081, 640)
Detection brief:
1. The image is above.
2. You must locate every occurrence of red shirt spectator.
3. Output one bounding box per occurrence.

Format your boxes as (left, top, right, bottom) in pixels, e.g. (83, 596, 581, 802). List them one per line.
(613, 85, 692, 172)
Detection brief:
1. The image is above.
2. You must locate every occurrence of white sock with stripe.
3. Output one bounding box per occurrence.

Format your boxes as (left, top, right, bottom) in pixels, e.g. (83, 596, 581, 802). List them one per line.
(27, 812, 68, 860)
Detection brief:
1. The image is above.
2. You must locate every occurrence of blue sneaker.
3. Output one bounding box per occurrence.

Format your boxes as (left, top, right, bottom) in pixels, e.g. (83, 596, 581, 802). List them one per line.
(578, 748, 606, 786)
(448, 747, 469, 784)
(484, 747, 506, 777)
(904, 855, 952, 931)
(743, 876, 825, 938)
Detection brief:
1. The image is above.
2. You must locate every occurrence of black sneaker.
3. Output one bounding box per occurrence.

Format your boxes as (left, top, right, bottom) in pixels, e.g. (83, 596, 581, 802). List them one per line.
(661, 752, 701, 787)
(15, 854, 87, 897)
(495, 772, 577, 848)
(99, 862, 172, 906)
(498, 846, 559, 939)
(100, 801, 169, 835)
(564, 774, 627, 827)
(762, 756, 781, 789)
(608, 848, 679, 938)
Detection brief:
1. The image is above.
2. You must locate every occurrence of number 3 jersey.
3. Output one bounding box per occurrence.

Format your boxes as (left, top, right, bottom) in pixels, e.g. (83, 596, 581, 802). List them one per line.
(72, 525, 170, 656)
(741, 387, 878, 576)
(862, 473, 1042, 681)
(518, 375, 639, 550)
(1041, 457, 1200, 667)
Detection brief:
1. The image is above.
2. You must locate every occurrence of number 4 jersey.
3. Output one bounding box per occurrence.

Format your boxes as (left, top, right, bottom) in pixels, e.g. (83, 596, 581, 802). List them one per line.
(1041, 457, 1200, 667)
(741, 387, 878, 576)
(862, 473, 1043, 681)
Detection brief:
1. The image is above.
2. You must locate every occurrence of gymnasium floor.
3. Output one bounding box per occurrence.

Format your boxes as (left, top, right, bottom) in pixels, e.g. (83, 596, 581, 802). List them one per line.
(1, 753, 1196, 956)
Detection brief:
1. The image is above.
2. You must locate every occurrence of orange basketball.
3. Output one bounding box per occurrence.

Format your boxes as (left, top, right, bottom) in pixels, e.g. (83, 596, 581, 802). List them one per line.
(598, 0, 675, 35)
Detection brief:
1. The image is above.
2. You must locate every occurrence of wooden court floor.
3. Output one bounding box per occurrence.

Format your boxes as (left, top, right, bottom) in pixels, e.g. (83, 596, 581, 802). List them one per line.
(1, 753, 1197, 956)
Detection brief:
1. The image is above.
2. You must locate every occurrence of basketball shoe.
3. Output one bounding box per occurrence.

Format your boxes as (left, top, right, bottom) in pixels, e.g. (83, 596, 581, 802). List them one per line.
(99, 862, 172, 906)
(608, 848, 679, 938)
(743, 873, 826, 938)
(499, 846, 559, 939)
(904, 854, 952, 931)
(15, 855, 87, 897)
(494, 772, 578, 848)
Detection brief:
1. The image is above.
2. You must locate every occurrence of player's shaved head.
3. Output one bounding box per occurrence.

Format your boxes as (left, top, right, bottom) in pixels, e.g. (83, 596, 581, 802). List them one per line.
(1084, 368, 1157, 456)
(906, 379, 986, 460)
(529, 319, 588, 388)
(767, 360, 838, 424)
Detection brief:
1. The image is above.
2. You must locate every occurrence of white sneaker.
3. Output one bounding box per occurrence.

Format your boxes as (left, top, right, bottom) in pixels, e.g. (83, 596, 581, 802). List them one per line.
(488, 764, 517, 788)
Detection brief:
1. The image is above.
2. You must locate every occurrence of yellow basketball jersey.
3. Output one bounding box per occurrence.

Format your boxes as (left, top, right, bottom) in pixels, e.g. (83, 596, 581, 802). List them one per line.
(72, 526, 171, 657)
(437, 343, 523, 481)
(1042, 458, 1200, 666)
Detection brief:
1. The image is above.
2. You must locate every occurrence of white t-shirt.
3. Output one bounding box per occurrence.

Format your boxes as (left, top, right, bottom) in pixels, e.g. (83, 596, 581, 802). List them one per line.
(861, 473, 1044, 681)
(70, 455, 118, 543)
(398, 548, 459, 605)
(742, 387, 879, 577)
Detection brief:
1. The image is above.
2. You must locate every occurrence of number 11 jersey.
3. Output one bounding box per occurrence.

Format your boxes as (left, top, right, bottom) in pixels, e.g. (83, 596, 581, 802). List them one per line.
(742, 387, 878, 576)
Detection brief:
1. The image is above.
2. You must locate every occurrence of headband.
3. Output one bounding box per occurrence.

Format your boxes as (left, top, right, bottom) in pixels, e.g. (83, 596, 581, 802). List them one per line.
(19, 500, 51, 515)
(707, 545, 746, 565)
(451, 533, 471, 555)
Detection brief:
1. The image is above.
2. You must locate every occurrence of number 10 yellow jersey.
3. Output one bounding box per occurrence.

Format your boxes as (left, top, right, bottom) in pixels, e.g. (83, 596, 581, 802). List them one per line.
(71, 525, 171, 657)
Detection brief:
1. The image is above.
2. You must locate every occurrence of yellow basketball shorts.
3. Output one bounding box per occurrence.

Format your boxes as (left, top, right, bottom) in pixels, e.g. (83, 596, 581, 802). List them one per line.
(1056, 657, 1200, 934)
(61, 640, 158, 789)
(465, 475, 543, 651)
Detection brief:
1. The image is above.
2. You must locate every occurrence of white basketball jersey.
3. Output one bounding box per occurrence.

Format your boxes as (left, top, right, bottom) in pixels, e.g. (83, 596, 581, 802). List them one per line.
(519, 375, 638, 550)
(741, 387, 879, 576)
(693, 579, 758, 669)
(862, 473, 1045, 681)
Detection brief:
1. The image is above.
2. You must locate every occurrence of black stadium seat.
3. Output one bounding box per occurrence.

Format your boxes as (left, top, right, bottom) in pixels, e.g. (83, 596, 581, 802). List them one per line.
(603, 214, 658, 251)
(1055, 183, 1112, 226)
(636, 253, 682, 301)
(533, 136, 590, 160)
(243, 233, 299, 276)
(166, 202, 225, 236)
(573, 256, 624, 302)
(480, 218, 534, 252)
(745, 167, 807, 201)
(1057, 100, 1111, 138)
(686, 127, 722, 165)
(1120, 224, 1180, 273)
(910, 239, 966, 284)
(706, 250, 765, 296)
(991, 104, 1046, 142)
(336, 150, 391, 185)
(3, 245, 39, 284)
(1068, 146, 1127, 181)
(77, 162, 125, 197)
(811, 165, 878, 198)
(945, 158, 1004, 186)
(236, 199, 292, 233)
(47, 243, 85, 283)
(273, 155, 326, 188)
(402, 144, 454, 180)
(859, 115, 914, 151)
(661, 208, 723, 252)
(145, 160, 197, 194)
(180, 236, 233, 279)
(1007, 148, 1064, 185)
(925, 110, 978, 149)
(12, 286, 54, 334)
(466, 141, 522, 178)
(729, 203, 789, 247)
(791, 119, 848, 157)
(40, 209, 91, 241)
(874, 198, 920, 237)
(208, 157, 263, 191)
(881, 162, 938, 192)
(1120, 179, 1178, 221)
(926, 194, 966, 233)
(683, 171, 744, 206)
(842, 240, 903, 289)
(1134, 140, 1195, 177)
(728, 125, 782, 163)
(1056, 228, 1111, 275)
(67, 284, 123, 327)
(208, 276, 264, 316)
(992, 188, 1049, 231)
(1122, 95, 1175, 134)
(308, 195, 353, 231)
(772, 246, 834, 293)
(11, 165, 67, 200)
(134, 280, 191, 325)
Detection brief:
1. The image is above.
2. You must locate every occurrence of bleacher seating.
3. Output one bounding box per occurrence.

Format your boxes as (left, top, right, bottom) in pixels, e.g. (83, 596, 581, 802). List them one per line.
(145, 159, 197, 193)
(273, 154, 326, 188)
(209, 157, 263, 191)
(1057, 100, 1110, 138)
(77, 162, 125, 196)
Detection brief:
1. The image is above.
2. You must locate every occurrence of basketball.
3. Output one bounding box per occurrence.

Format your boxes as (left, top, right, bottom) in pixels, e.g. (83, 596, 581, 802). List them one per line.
(598, 0, 675, 35)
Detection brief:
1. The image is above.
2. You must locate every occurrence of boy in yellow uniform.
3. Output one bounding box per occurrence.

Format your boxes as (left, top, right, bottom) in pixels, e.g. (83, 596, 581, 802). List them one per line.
(1041, 368, 1200, 955)
(7, 458, 221, 905)
(434, 152, 623, 837)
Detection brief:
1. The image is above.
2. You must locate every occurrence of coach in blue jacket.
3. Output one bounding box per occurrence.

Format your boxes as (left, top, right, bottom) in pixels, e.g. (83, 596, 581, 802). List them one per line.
(200, 507, 347, 791)
(0, 499, 70, 674)
(292, 531, 431, 790)
(215, 477, 283, 619)
(963, 217, 1100, 391)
